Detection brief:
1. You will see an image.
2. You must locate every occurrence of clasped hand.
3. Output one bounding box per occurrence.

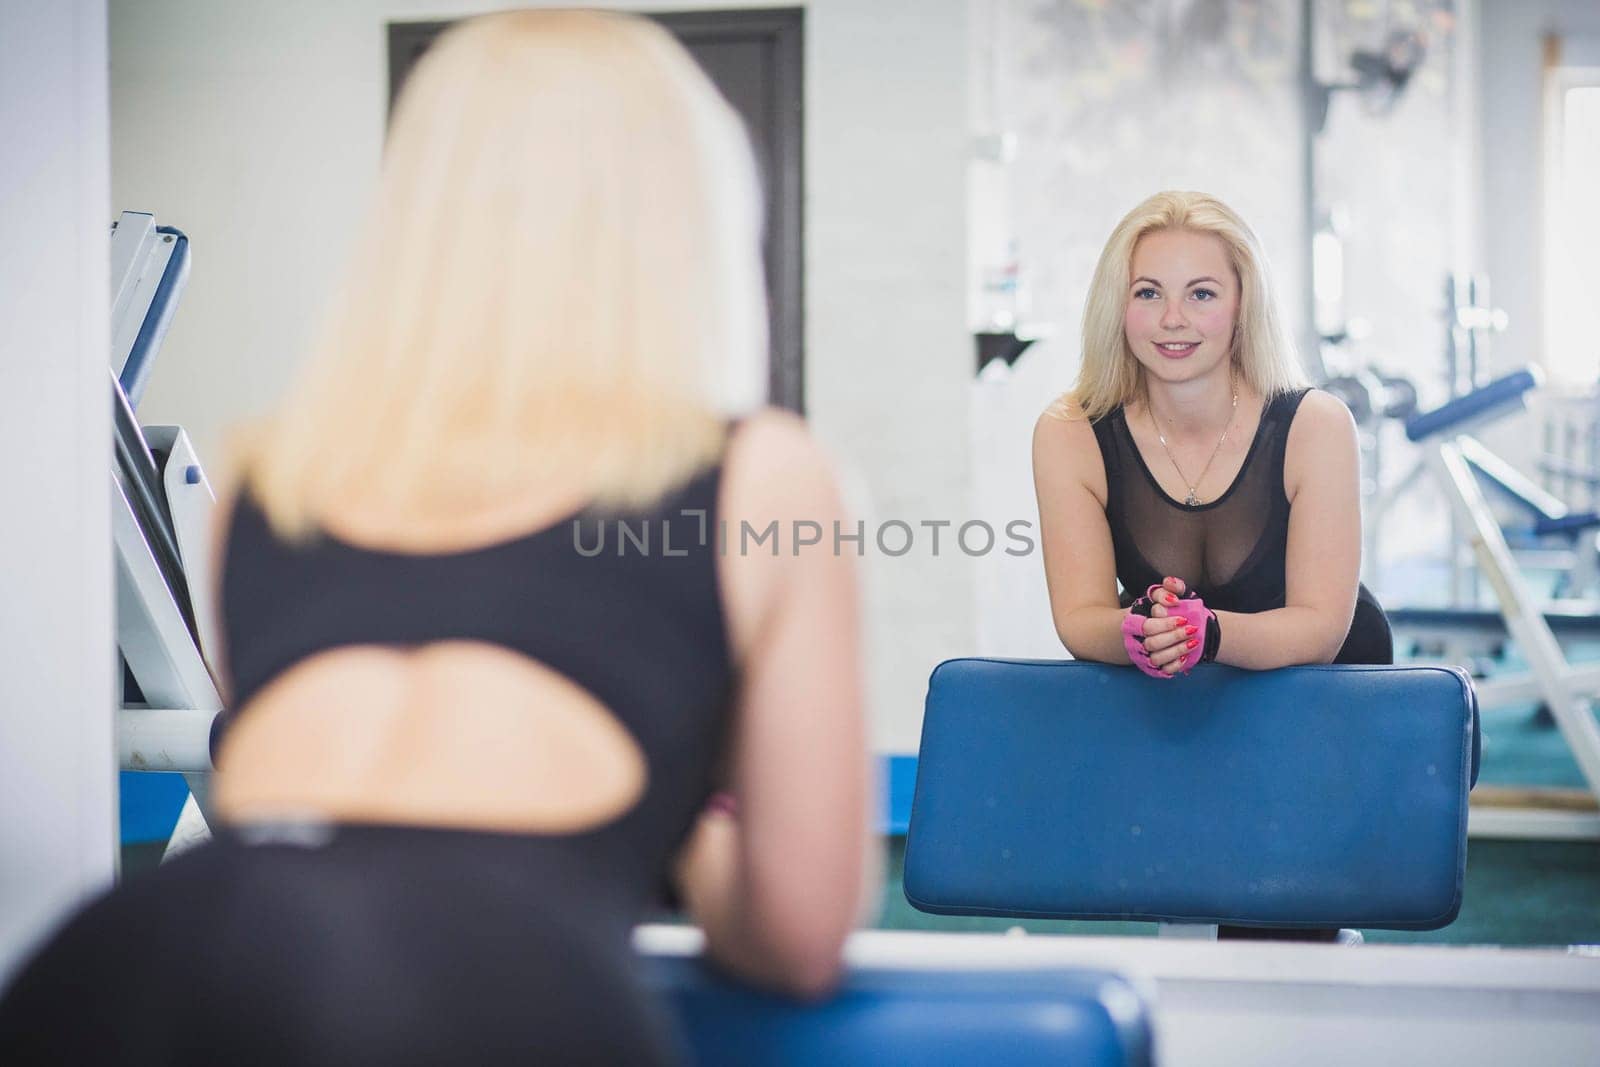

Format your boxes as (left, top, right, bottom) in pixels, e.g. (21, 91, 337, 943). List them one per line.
(1122, 576, 1205, 678)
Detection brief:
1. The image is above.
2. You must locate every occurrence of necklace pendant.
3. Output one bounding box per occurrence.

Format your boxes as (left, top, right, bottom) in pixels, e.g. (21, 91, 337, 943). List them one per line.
(1184, 491, 1200, 507)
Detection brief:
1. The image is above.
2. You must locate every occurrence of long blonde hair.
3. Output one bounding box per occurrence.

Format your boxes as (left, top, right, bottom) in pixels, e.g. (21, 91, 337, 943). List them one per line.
(241, 10, 767, 537)
(1056, 190, 1307, 421)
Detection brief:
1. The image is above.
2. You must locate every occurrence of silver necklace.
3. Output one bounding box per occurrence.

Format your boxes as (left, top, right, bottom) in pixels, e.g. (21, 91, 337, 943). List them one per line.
(1155, 386, 1239, 507)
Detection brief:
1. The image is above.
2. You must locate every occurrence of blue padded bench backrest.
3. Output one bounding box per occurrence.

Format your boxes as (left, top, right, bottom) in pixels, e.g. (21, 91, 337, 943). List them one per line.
(645, 954, 1153, 1067)
(905, 661, 1478, 930)
(1404, 367, 1538, 442)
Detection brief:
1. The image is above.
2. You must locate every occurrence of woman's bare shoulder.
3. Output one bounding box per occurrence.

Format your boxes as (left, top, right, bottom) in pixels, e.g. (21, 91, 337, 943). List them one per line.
(1284, 388, 1360, 491)
(1033, 395, 1106, 491)
(722, 408, 841, 513)
(715, 408, 853, 664)
(1034, 394, 1098, 440)
(1295, 386, 1356, 421)
(1287, 388, 1359, 447)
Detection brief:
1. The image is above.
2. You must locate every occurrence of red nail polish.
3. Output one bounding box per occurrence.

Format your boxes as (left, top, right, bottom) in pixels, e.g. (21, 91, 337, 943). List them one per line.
(1186, 638, 1199, 649)
(1185, 625, 1197, 635)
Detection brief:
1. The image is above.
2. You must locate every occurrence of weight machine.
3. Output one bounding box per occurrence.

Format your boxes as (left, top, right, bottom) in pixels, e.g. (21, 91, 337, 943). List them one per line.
(110, 211, 221, 858)
(1394, 369, 1600, 840)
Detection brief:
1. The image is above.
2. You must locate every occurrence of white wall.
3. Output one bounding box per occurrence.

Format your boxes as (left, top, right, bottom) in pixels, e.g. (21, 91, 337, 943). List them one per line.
(0, 0, 115, 983)
(989, 0, 1310, 376)
(967, 0, 1313, 654)
(971, 343, 1071, 660)
(804, 0, 974, 749)
(110, 0, 974, 754)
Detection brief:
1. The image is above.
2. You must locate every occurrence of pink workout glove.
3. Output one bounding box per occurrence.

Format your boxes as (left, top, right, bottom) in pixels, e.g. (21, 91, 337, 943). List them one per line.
(1121, 583, 1217, 678)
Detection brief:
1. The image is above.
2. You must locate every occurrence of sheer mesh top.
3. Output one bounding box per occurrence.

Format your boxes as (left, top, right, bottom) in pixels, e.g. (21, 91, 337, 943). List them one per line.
(1092, 388, 1310, 613)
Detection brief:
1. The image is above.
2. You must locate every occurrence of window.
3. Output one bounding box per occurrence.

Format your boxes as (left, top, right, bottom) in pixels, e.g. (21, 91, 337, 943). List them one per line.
(1543, 61, 1600, 385)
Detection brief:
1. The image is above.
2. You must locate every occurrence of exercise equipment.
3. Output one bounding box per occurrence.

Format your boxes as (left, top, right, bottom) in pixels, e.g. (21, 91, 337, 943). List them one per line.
(905, 660, 1477, 935)
(1379, 371, 1600, 615)
(1392, 369, 1600, 839)
(110, 211, 222, 857)
(1533, 387, 1600, 521)
(1322, 372, 1418, 425)
(112, 211, 188, 406)
(645, 951, 1152, 1066)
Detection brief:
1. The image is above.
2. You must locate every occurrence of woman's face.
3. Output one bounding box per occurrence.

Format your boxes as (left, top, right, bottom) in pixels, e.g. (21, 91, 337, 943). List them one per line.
(1123, 229, 1240, 386)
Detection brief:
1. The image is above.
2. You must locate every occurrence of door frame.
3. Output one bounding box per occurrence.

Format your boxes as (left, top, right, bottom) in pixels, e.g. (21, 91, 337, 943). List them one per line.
(386, 9, 805, 412)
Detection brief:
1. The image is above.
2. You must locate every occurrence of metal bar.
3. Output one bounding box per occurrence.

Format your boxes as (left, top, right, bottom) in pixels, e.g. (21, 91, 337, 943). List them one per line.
(1473, 664, 1600, 709)
(1433, 438, 1600, 804)
(118, 707, 214, 772)
(162, 792, 212, 861)
(112, 371, 195, 642)
(1458, 436, 1570, 520)
(109, 211, 175, 383)
(1298, 0, 1326, 380)
(145, 426, 220, 665)
(1468, 807, 1600, 841)
(108, 210, 155, 365)
(113, 475, 219, 715)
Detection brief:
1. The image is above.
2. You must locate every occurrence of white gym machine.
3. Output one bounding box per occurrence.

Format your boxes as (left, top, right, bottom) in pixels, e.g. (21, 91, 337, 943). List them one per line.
(111, 211, 220, 858)
(1402, 369, 1600, 840)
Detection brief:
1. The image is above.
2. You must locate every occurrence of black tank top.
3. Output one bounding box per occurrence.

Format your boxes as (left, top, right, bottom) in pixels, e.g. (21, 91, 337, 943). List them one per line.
(1092, 388, 1391, 664)
(1093, 389, 1306, 612)
(216, 451, 735, 902)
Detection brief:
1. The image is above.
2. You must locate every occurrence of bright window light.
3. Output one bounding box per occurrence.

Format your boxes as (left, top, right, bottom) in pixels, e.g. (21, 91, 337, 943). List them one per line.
(1545, 79, 1600, 386)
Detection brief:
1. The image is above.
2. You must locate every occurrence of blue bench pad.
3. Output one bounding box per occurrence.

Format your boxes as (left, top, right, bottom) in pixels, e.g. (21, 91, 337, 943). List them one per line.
(905, 661, 1476, 930)
(645, 955, 1152, 1066)
(1404, 368, 1538, 442)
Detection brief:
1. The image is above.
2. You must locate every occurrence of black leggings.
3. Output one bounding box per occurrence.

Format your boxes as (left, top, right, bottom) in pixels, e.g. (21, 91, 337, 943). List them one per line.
(0, 825, 678, 1066)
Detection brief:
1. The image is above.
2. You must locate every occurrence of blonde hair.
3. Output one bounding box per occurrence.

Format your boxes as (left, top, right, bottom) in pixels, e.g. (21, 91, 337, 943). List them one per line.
(241, 10, 766, 537)
(1055, 190, 1307, 422)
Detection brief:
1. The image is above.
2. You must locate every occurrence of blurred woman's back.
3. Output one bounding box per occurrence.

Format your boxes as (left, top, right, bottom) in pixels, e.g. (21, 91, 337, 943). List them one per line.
(0, 12, 870, 1064)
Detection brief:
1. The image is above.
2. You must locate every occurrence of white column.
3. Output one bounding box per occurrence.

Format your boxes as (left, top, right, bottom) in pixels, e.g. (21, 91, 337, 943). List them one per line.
(807, 0, 975, 753)
(0, 0, 114, 984)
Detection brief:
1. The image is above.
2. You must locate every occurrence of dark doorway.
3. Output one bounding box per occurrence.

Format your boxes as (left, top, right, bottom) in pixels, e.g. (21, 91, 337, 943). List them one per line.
(386, 10, 805, 413)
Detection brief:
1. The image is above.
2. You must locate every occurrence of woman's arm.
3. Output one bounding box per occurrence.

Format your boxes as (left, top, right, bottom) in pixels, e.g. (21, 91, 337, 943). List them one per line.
(1032, 405, 1184, 664)
(674, 411, 875, 999)
(1209, 390, 1362, 669)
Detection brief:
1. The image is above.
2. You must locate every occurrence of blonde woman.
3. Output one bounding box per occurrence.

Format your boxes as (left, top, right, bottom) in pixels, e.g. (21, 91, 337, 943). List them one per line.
(1032, 191, 1390, 938)
(0, 12, 870, 1062)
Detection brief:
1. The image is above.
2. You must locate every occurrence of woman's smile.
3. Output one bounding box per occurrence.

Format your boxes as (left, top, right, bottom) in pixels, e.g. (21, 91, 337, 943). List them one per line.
(1124, 228, 1240, 380)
